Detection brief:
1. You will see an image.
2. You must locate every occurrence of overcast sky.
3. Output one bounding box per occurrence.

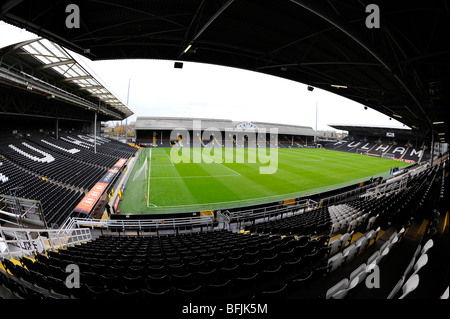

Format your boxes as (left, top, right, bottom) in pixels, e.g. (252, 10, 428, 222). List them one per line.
(0, 21, 407, 132)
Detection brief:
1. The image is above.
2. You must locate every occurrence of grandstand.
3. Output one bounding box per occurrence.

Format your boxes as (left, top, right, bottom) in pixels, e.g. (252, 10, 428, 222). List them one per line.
(321, 125, 434, 164)
(134, 116, 319, 149)
(0, 1, 448, 314)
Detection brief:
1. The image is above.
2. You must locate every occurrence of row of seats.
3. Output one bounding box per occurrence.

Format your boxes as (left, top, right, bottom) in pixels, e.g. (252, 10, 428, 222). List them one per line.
(25, 134, 125, 169)
(0, 230, 332, 299)
(327, 226, 384, 274)
(321, 162, 446, 299)
(328, 204, 371, 235)
(0, 135, 108, 191)
(323, 136, 430, 163)
(0, 158, 84, 226)
(8, 142, 54, 163)
(241, 166, 430, 242)
(244, 207, 331, 237)
(387, 238, 433, 299)
(282, 162, 442, 298)
(1, 160, 446, 300)
(344, 165, 438, 231)
(61, 133, 136, 160)
(326, 227, 406, 299)
(1, 131, 137, 226)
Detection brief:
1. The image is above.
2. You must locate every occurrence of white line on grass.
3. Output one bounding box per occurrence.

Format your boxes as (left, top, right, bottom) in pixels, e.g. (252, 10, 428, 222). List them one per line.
(151, 174, 240, 179)
(217, 163, 241, 176)
(147, 155, 158, 207)
(147, 148, 153, 208)
(164, 150, 175, 166)
(192, 149, 241, 176)
(149, 172, 385, 209)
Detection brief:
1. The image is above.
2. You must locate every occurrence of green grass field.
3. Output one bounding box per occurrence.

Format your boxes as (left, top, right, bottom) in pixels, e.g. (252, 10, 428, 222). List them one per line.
(118, 147, 411, 214)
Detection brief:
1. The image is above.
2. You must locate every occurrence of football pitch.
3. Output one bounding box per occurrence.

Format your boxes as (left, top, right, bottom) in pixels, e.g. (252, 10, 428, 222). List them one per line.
(118, 147, 411, 214)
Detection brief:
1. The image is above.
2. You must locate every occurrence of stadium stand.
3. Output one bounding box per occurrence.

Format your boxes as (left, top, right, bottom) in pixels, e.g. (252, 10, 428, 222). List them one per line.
(59, 133, 136, 160)
(0, 131, 137, 226)
(0, 135, 107, 191)
(323, 135, 430, 164)
(25, 133, 124, 169)
(1, 154, 447, 301)
(0, 157, 84, 226)
(0, 2, 448, 308)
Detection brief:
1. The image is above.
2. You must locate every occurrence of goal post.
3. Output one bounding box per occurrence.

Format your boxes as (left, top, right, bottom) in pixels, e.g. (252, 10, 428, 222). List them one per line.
(381, 152, 396, 160)
(132, 156, 148, 181)
(356, 148, 369, 155)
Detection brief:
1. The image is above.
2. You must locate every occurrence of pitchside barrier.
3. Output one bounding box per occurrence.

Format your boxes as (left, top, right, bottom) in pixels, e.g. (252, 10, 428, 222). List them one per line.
(69, 215, 216, 234)
(63, 181, 379, 235)
(78, 174, 391, 234)
(73, 158, 128, 218)
(70, 161, 426, 235)
(67, 198, 320, 234)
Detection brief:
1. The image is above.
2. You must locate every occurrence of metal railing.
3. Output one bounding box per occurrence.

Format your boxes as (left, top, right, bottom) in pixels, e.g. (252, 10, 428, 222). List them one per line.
(64, 198, 319, 234)
(319, 181, 379, 207)
(0, 195, 47, 228)
(69, 215, 215, 234)
(228, 198, 319, 228)
(363, 174, 409, 199)
(0, 225, 92, 259)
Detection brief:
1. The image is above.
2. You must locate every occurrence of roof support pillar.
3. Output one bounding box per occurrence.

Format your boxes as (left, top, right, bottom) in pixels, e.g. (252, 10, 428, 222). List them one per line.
(55, 117, 59, 139)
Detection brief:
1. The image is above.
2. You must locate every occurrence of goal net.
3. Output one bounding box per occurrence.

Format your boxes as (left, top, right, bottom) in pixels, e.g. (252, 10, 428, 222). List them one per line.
(133, 155, 148, 181)
(356, 148, 369, 155)
(381, 153, 396, 160)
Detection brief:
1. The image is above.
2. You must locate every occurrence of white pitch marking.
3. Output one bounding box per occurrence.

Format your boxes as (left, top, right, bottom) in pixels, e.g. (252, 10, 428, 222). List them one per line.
(191, 149, 241, 176)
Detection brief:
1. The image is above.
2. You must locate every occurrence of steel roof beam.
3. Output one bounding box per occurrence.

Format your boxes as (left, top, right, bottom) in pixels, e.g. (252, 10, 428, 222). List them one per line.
(34, 59, 76, 71)
(179, 0, 235, 58)
(1, 0, 24, 14)
(290, 0, 431, 126)
(60, 75, 92, 82)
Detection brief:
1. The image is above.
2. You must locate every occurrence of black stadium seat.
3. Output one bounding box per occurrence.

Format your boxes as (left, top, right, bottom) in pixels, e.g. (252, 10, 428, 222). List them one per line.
(1, 147, 448, 302)
(0, 132, 136, 226)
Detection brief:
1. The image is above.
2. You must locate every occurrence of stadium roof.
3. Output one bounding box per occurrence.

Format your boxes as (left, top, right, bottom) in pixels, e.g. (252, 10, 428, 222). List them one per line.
(327, 124, 423, 139)
(0, 1, 448, 142)
(0, 37, 133, 120)
(135, 116, 319, 137)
